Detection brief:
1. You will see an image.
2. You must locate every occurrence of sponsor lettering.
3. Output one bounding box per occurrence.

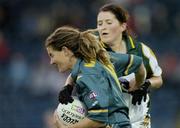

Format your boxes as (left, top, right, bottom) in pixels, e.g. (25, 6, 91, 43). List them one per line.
(61, 113, 79, 124)
(62, 108, 84, 120)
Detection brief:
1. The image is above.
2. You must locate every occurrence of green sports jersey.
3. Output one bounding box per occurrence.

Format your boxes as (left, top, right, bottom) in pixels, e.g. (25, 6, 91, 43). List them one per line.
(109, 52, 142, 77)
(71, 59, 130, 126)
(105, 36, 162, 78)
(123, 36, 162, 78)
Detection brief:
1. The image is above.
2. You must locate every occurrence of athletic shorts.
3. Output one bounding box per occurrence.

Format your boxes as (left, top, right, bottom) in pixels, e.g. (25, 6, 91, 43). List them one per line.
(123, 93, 151, 128)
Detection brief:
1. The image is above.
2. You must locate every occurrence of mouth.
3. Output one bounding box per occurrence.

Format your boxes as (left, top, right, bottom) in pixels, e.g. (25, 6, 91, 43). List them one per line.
(101, 32, 109, 39)
(53, 63, 57, 67)
(101, 32, 109, 36)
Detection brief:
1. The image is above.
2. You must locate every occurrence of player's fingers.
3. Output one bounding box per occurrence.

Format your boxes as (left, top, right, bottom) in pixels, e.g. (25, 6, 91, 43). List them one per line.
(53, 111, 60, 128)
(69, 97, 74, 103)
(138, 96, 142, 105)
(54, 110, 59, 121)
(144, 94, 147, 102)
(132, 96, 136, 105)
(54, 112, 64, 128)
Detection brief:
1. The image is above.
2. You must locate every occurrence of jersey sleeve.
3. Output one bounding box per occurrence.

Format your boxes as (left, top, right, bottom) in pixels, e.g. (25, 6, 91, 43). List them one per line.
(141, 43, 162, 76)
(76, 74, 109, 122)
(109, 52, 143, 77)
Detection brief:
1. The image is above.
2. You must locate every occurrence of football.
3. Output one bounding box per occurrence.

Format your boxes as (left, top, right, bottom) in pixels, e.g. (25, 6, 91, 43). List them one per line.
(56, 97, 87, 125)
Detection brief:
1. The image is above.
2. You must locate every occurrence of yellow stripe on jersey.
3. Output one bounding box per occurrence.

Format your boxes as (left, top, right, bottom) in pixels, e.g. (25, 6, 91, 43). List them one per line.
(124, 55, 134, 76)
(84, 59, 122, 91)
(89, 109, 108, 113)
(129, 36, 135, 48)
(84, 60, 96, 67)
(103, 64, 122, 92)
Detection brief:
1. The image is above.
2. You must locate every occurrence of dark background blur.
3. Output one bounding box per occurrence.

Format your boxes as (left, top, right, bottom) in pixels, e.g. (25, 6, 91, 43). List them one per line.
(0, 0, 179, 128)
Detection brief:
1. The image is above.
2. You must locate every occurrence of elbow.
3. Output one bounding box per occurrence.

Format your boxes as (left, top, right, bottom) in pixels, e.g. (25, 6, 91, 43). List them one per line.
(135, 63, 146, 88)
(141, 63, 147, 84)
(153, 76, 163, 89)
(157, 76, 163, 88)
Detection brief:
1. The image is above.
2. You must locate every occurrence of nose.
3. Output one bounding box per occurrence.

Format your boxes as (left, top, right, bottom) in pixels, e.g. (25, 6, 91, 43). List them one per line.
(97, 27, 105, 36)
(101, 24, 106, 30)
(99, 25, 107, 33)
(98, 23, 104, 30)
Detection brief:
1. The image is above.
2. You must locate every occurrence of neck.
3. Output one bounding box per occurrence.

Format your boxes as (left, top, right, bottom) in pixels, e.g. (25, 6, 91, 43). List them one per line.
(70, 56, 78, 69)
(109, 39, 127, 54)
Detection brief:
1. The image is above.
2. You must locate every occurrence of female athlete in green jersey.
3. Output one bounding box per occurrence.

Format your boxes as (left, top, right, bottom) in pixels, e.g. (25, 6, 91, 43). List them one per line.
(45, 26, 146, 128)
(97, 3, 163, 128)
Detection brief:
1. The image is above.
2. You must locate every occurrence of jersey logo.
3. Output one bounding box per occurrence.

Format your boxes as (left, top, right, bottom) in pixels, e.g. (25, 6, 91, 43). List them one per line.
(89, 91, 97, 99)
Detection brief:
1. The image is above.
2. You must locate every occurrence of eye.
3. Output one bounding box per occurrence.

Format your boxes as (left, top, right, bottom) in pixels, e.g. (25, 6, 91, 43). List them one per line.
(49, 53, 54, 58)
(106, 20, 112, 24)
(98, 21, 102, 26)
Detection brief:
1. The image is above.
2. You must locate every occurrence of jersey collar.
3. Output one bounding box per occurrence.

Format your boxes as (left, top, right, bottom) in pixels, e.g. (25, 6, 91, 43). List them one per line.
(71, 59, 82, 81)
(125, 36, 136, 52)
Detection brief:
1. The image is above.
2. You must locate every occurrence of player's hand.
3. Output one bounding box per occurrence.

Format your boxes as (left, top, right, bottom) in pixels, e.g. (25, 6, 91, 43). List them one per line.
(119, 78, 130, 92)
(58, 84, 74, 104)
(54, 110, 68, 128)
(130, 80, 151, 105)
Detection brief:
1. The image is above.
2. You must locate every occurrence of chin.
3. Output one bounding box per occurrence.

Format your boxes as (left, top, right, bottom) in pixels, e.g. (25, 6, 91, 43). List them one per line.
(58, 68, 64, 73)
(101, 38, 111, 44)
(58, 67, 69, 73)
(59, 70, 66, 73)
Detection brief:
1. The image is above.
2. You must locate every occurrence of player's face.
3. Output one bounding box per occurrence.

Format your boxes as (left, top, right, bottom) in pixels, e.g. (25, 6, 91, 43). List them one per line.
(46, 46, 73, 73)
(97, 11, 126, 45)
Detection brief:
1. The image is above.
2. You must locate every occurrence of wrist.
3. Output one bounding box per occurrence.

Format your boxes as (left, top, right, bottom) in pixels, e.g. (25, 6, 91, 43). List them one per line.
(142, 79, 151, 90)
(145, 79, 151, 86)
(65, 84, 74, 91)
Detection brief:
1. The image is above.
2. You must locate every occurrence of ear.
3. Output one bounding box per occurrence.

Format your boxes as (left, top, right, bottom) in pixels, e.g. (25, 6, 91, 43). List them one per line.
(120, 23, 127, 32)
(61, 46, 73, 56)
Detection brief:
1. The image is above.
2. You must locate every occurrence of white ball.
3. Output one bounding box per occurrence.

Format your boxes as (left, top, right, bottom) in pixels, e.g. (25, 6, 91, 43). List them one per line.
(56, 97, 87, 125)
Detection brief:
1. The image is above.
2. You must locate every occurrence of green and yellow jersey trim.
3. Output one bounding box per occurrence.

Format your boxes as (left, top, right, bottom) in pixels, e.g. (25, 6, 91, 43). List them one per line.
(88, 109, 108, 113)
(128, 36, 135, 49)
(84, 60, 96, 67)
(103, 64, 122, 92)
(124, 55, 134, 76)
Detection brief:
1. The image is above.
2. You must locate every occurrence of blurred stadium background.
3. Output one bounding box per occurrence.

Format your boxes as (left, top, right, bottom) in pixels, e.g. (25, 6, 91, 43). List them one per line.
(0, 0, 179, 128)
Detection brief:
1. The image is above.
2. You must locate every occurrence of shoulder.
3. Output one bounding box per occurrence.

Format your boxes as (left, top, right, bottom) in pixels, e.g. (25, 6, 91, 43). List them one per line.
(109, 52, 129, 58)
(140, 43, 156, 58)
(71, 59, 100, 81)
(79, 61, 104, 75)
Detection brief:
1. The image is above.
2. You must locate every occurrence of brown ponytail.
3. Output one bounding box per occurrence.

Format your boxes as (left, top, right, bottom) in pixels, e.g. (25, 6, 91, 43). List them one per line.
(45, 26, 112, 67)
